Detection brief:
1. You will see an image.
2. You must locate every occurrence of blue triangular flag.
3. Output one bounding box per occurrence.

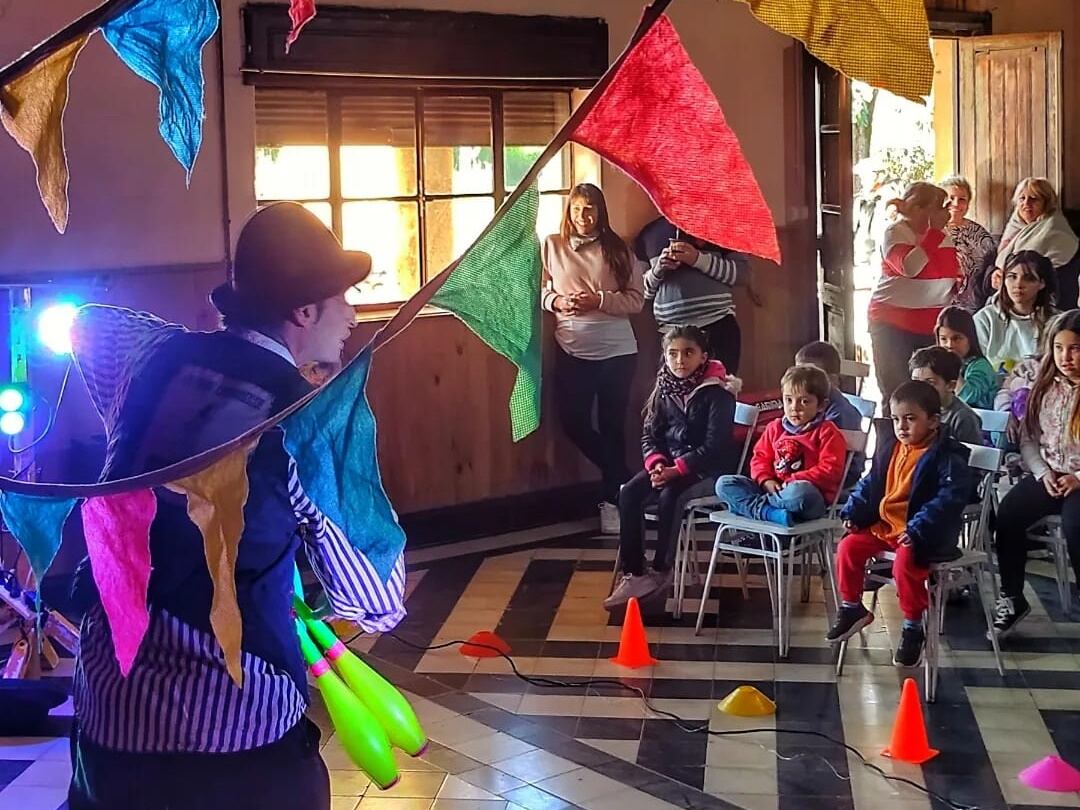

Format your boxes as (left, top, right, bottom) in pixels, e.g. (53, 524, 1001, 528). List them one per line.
(282, 348, 405, 582)
(0, 491, 78, 583)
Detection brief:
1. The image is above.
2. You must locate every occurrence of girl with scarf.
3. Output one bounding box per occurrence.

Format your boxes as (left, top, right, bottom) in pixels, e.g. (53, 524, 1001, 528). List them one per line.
(604, 325, 738, 609)
(993, 177, 1080, 308)
(542, 184, 644, 534)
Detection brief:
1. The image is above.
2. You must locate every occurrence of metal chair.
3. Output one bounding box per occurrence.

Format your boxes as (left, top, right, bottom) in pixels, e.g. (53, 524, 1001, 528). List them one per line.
(842, 392, 876, 423)
(840, 359, 871, 396)
(971, 407, 1010, 450)
(1026, 516, 1073, 610)
(611, 403, 760, 619)
(834, 444, 1006, 701)
(695, 429, 867, 656)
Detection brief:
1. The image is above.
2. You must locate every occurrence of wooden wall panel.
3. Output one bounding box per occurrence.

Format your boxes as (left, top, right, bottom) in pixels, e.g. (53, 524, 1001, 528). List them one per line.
(349, 222, 815, 514)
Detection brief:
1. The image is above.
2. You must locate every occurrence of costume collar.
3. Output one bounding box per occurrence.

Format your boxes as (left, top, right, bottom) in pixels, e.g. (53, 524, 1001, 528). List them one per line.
(228, 328, 296, 367)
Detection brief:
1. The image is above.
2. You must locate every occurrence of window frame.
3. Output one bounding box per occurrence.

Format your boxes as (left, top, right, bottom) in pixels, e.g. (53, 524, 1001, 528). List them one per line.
(255, 85, 579, 314)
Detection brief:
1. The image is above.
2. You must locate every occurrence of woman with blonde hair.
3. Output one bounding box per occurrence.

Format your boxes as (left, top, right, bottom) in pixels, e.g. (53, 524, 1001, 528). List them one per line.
(868, 181, 958, 413)
(940, 175, 996, 309)
(994, 177, 1080, 307)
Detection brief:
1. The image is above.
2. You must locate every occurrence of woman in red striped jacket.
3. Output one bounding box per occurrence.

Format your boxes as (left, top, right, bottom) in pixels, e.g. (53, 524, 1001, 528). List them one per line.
(869, 182, 958, 414)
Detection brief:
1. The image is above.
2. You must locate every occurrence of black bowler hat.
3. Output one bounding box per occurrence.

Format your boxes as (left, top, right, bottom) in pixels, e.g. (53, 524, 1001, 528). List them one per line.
(211, 202, 372, 319)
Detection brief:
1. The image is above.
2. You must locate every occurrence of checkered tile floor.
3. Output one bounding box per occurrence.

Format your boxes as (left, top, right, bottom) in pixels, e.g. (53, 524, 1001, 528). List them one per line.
(4, 519, 1080, 809)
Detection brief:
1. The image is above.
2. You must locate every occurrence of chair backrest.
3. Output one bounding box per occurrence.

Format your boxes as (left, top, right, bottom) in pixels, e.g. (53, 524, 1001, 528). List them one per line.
(830, 429, 870, 510)
(840, 359, 871, 395)
(963, 442, 1003, 551)
(734, 402, 760, 474)
(971, 408, 1010, 448)
(842, 392, 876, 419)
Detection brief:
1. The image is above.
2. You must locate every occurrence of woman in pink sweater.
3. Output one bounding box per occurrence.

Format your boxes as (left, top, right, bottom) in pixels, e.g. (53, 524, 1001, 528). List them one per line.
(541, 183, 645, 532)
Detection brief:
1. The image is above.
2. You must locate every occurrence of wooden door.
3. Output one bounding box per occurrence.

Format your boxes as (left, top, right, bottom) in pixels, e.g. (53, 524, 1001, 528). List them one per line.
(959, 33, 1062, 236)
(813, 62, 854, 362)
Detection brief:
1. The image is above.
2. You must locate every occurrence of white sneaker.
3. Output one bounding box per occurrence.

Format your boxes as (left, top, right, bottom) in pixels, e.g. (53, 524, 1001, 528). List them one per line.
(599, 502, 620, 535)
(603, 573, 661, 609)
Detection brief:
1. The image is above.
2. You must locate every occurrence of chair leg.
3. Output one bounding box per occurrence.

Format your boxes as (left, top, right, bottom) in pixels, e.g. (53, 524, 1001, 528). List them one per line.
(821, 539, 841, 615)
(734, 553, 750, 600)
(925, 577, 942, 703)
(672, 525, 687, 620)
(800, 543, 813, 604)
(695, 533, 723, 635)
(610, 548, 621, 591)
(975, 563, 1006, 677)
(1056, 546, 1071, 610)
(762, 549, 777, 615)
(780, 544, 796, 658)
(687, 516, 702, 585)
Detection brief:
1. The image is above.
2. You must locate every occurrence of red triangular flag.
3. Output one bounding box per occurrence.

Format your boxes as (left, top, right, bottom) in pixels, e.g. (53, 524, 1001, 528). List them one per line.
(571, 14, 780, 265)
(285, 0, 316, 53)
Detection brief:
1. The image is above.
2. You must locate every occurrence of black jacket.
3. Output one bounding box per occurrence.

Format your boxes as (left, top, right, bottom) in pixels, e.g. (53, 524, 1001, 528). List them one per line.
(841, 430, 972, 567)
(642, 377, 737, 478)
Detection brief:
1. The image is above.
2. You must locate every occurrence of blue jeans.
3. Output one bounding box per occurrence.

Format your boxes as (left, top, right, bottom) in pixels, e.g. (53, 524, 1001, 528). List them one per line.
(714, 475, 827, 523)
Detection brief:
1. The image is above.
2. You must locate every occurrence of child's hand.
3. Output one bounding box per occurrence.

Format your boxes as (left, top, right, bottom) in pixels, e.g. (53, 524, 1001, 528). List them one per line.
(1058, 474, 1080, 496)
(668, 241, 700, 265)
(1043, 472, 1064, 498)
(651, 466, 681, 488)
(569, 290, 601, 313)
(762, 479, 782, 494)
(553, 295, 577, 315)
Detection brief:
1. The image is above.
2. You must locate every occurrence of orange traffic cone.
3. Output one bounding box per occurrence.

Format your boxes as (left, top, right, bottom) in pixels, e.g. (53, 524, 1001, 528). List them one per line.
(609, 598, 658, 669)
(882, 678, 939, 764)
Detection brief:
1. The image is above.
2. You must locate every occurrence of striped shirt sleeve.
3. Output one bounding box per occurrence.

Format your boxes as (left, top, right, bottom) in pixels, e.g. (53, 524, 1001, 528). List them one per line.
(882, 224, 946, 279)
(691, 250, 749, 286)
(288, 461, 407, 632)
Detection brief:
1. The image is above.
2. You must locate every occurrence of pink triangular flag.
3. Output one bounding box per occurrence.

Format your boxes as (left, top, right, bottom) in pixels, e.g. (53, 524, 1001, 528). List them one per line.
(1019, 755, 1080, 792)
(82, 490, 156, 676)
(285, 0, 316, 53)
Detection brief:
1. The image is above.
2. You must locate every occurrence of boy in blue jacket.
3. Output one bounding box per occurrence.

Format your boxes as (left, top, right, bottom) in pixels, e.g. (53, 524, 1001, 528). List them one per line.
(827, 381, 972, 667)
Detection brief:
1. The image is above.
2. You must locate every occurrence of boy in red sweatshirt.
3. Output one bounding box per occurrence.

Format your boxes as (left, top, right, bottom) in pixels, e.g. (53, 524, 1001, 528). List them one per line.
(715, 365, 847, 526)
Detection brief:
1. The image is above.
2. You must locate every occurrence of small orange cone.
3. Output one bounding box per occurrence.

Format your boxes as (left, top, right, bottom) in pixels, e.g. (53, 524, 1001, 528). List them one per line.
(882, 678, 939, 764)
(609, 598, 658, 669)
(460, 631, 511, 658)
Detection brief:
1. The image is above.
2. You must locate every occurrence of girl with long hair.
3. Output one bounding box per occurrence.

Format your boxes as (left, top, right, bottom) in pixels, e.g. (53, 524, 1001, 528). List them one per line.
(975, 250, 1056, 374)
(992, 310, 1080, 637)
(541, 184, 644, 533)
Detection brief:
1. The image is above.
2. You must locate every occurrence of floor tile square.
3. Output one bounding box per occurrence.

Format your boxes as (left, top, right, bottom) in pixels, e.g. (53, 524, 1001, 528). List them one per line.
(500, 785, 574, 810)
(452, 733, 536, 765)
(493, 750, 579, 783)
(534, 768, 625, 803)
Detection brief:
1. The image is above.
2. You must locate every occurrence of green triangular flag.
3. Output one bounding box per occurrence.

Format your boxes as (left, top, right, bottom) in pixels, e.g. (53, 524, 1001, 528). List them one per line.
(432, 185, 542, 441)
(0, 491, 78, 582)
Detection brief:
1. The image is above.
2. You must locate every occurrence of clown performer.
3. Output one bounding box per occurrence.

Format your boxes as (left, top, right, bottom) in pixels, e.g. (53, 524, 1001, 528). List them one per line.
(66, 204, 406, 810)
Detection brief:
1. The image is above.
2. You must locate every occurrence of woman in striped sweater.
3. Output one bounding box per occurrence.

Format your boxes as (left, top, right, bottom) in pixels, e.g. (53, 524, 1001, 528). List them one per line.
(869, 182, 958, 414)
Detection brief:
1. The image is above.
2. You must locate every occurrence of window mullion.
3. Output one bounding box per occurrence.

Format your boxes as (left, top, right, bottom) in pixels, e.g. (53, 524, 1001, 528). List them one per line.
(493, 91, 505, 206)
(415, 89, 427, 284)
(327, 92, 344, 240)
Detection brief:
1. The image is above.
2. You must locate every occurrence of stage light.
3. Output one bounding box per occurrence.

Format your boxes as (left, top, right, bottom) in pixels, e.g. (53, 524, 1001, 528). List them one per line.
(0, 412, 25, 437)
(0, 387, 24, 413)
(37, 302, 78, 355)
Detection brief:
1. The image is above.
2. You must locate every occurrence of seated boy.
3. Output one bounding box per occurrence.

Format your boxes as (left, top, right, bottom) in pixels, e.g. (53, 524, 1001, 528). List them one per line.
(716, 365, 847, 526)
(794, 341, 865, 485)
(827, 381, 972, 667)
(909, 346, 983, 445)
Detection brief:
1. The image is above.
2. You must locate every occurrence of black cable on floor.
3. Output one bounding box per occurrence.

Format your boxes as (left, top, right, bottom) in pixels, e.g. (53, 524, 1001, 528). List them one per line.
(376, 632, 979, 810)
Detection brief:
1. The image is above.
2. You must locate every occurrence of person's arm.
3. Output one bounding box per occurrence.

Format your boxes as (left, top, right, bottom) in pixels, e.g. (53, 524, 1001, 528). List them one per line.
(906, 444, 972, 547)
(1020, 424, 1052, 481)
(642, 405, 670, 471)
(882, 225, 947, 279)
(673, 389, 735, 475)
(291, 464, 406, 631)
(974, 308, 993, 363)
(955, 408, 985, 446)
(786, 422, 848, 493)
(540, 237, 561, 313)
(749, 421, 778, 484)
(957, 358, 999, 407)
(598, 256, 646, 316)
(839, 460, 879, 527)
(691, 249, 750, 287)
(642, 256, 668, 302)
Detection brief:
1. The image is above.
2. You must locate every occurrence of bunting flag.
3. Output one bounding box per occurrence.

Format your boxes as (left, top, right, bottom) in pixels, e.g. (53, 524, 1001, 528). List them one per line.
(432, 185, 543, 441)
(82, 490, 156, 676)
(282, 347, 404, 583)
(736, 0, 933, 103)
(0, 35, 90, 233)
(101, 0, 220, 177)
(0, 492, 78, 584)
(286, 0, 317, 53)
(166, 445, 254, 687)
(570, 14, 780, 264)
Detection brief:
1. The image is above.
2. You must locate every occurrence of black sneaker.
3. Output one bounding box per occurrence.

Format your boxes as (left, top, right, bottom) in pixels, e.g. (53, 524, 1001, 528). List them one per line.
(989, 595, 1030, 639)
(826, 603, 873, 643)
(893, 624, 925, 668)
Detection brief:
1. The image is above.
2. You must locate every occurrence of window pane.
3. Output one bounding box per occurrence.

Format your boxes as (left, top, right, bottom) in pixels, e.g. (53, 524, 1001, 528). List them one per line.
(424, 197, 496, 273)
(504, 91, 571, 192)
(423, 96, 493, 195)
(537, 194, 566, 241)
(342, 201, 420, 305)
(255, 90, 329, 201)
(341, 95, 418, 198)
(301, 202, 332, 231)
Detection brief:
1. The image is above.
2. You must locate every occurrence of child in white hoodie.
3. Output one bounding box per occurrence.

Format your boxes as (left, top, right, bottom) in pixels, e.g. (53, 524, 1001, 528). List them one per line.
(975, 250, 1056, 375)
